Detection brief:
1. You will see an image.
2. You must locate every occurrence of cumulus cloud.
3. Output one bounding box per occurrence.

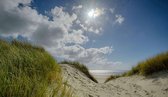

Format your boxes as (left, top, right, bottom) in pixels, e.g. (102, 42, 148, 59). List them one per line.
(0, 0, 31, 10)
(63, 30, 89, 44)
(115, 14, 125, 24)
(88, 27, 102, 34)
(0, 0, 122, 70)
(0, 0, 49, 37)
(72, 5, 83, 10)
(31, 23, 66, 47)
(31, 6, 78, 47)
(78, 20, 102, 34)
(50, 44, 114, 68)
(51, 6, 77, 30)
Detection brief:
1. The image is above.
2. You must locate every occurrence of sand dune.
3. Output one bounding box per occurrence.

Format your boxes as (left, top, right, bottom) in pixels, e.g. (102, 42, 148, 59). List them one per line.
(61, 64, 168, 97)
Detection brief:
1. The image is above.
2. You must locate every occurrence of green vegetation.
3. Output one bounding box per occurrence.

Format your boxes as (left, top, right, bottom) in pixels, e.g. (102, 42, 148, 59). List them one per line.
(105, 51, 168, 83)
(125, 52, 168, 76)
(0, 40, 72, 97)
(60, 61, 98, 83)
(104, 75, 121, 83)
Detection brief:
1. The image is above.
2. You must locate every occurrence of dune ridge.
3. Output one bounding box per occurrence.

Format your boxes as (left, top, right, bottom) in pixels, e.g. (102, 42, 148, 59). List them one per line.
(61, 64, 168, 97)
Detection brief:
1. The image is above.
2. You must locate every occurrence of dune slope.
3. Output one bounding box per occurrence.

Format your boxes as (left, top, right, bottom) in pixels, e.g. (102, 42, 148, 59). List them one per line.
(61, 64, 168, 97)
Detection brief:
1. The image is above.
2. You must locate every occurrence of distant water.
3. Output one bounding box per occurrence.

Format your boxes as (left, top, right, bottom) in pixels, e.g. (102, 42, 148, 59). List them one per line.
(89, 70, 126, 83)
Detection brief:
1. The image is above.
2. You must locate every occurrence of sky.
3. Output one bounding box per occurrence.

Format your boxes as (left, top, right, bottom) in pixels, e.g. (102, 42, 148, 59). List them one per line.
(0, 0, 168, 71)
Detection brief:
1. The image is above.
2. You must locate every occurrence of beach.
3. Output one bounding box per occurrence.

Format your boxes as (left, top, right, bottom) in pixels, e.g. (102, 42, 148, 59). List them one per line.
(89, 70, 124, 83)
(61, 64, 168, 97)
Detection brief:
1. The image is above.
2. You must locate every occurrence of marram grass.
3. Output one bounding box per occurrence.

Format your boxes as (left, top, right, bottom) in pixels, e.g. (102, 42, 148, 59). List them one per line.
(0, 40, 73, 97)
(125, 51, 168, 76)
(104, 75, 121, 83)
(105, 51, 168, 83)
(60, 61, 98, 83)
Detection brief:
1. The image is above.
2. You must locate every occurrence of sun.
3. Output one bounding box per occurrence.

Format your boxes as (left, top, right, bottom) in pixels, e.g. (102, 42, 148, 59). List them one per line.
(88, 8, 102, 18)
(88, 9, 95, 18)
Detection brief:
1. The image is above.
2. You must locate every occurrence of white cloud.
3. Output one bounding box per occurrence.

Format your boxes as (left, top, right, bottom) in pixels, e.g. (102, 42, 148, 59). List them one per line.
(63, 30, 89, 44)
(115, 14, 125, 24)
(95, 8, 105, 16)
(72, 5, 83, 10)
(50, 44, 114, 69)
(75, 19, 81, 24)
(0, 0, 31, 10)
(88, 27, 102, 34)
(79, 23, 88, 31)
(0, 0, 77, 47)
(0, 0, 122, 70)
(78, 22, 102, 34)
(87, 8, 104, 18)
(31, 23, 66, 47)
(30, 6, 78, 47)
(51, 7, 77, 30)
(109, 8, 115, 14)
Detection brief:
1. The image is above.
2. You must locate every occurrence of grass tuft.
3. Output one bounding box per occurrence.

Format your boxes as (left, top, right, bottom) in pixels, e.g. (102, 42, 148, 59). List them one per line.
(60, 60, 98, 83)
(104, 75, 121, 83)
(105, 51, 168, 83)
(125, 52, 168, 76)
(11, 40, 45, 52)
(0, 40, 73, 97)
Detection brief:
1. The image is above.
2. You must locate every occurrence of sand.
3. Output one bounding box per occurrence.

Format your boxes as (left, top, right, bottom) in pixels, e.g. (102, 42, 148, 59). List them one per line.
(61, 64, 168, 97)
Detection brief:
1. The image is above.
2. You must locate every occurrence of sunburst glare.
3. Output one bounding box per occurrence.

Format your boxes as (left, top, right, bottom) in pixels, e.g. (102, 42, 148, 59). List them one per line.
(88, 8, 103, 18)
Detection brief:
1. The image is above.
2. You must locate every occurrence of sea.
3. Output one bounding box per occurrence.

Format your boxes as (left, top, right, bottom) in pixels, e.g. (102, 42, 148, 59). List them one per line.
(89, 70, 127, 83)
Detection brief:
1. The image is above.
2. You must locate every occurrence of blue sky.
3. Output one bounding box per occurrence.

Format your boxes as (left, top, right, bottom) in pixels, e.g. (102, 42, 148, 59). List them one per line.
(0, 0, 168, 71)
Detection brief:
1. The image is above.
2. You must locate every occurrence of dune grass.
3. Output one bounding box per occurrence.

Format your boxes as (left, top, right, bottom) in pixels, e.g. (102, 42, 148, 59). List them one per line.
(60, 61, 98, 83)
(0, 40, 73, 97)
(125, 52, 168, 76)
(105, 51, 168, 83)
(104, 75, 121, 83)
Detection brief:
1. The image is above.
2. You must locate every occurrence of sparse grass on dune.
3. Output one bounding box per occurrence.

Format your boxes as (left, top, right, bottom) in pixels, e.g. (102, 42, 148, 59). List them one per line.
(0, 40, 73, 97)
(60, 61, 98, 83)
(104, 75, 121, 83)
(125, 52, 168, 76)
(105, 51, 168, 83)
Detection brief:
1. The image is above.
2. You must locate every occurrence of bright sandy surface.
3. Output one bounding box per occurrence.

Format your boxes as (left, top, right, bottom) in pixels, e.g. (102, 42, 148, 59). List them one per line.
(61, 64, 168, 97)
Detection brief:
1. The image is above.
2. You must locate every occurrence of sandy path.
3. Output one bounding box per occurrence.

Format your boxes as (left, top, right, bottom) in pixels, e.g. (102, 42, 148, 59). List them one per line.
(61, 64, 168, 97)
